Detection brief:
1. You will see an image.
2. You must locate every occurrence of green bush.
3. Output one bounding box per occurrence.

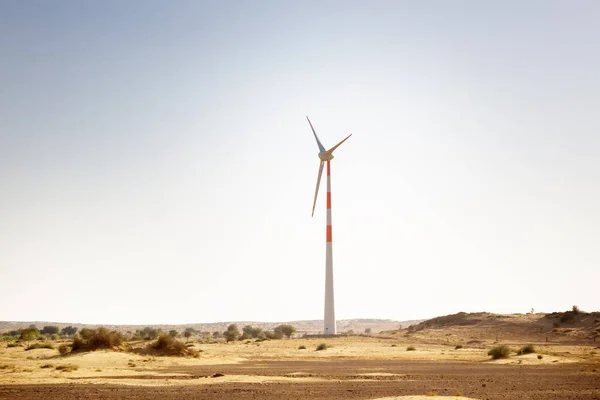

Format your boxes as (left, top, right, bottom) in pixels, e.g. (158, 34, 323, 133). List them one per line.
(19, 328, 40, 341)
(488, 345, 511, 359)
(61, 326, 78, 336)
(316, 343, 327, 351)
(223, 324, 240, 342)
(41, 326, 60, 335)
(518, 344, 535, 355)
(406, 345, 416, 351)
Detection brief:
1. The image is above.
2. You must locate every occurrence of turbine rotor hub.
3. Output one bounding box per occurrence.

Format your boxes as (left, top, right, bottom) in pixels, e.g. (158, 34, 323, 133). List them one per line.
(318, 152, 334, 161)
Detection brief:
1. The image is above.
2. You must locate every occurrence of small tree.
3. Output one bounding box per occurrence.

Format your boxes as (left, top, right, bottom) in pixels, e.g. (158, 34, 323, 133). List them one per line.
(141, 327, 161, 340)
(20, 327, 39, 341)
(61, 326, 78, 336)
(242, 325, 254, 340)
(41, 326, 60, 335)
(184, 327, 196, 337)
(364, 328, 372, 334)
(272, 327, 284, 339)
(251, 327, 263, 338)
(272, 324, 295, 339)
(79, 328, 95, 340)
(223, 324, 240, 342)
(169, 330, 179, 338)
(572, 305, 580, 314)
(212, 331, 222, 339)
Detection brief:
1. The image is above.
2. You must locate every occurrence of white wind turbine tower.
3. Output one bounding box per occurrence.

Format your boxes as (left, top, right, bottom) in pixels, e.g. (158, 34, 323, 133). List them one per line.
(307, 116, 352, 335)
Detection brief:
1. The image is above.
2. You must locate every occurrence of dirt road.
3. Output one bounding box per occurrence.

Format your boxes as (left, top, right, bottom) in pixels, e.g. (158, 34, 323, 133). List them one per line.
(1, 359, 598, 399)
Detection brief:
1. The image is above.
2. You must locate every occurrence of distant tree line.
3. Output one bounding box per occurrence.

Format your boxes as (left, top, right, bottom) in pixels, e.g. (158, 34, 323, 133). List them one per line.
(222, 324, 296, 342)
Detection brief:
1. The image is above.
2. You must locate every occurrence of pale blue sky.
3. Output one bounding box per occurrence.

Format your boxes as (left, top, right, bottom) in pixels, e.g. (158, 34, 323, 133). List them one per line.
(1, 1, 599, 324)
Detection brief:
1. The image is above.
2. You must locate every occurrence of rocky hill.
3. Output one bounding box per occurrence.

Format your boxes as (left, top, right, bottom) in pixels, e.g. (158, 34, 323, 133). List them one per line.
(382, 310, 600, 345)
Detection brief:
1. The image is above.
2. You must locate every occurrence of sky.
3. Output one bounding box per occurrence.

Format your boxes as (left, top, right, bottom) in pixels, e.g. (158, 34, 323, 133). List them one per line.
(1, 0, 599, 325)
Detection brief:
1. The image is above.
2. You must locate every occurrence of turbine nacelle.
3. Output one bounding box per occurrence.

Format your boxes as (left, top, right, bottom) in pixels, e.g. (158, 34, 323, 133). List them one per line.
(307, 116, 351, 217)
(318, 151, 334, 162)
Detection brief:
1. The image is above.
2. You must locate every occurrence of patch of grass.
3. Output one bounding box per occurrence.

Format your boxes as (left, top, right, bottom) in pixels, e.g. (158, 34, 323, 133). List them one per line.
(40, 364, 53, 369)
(487, 345, 511, 359)
(406, 345, 416, 351)
(55, 364, 78, 372)
(0, 364, 11, 370)
(454, 344, 463, 350)
(128, 362, 136, 367)
(6, 343, 20, 348)
(518, 344, 535, 355)
(391, 344, 397, 347)
(316, 343, 327, 351)
(298, 345, 306, 350)
(26, 342, 54, 351)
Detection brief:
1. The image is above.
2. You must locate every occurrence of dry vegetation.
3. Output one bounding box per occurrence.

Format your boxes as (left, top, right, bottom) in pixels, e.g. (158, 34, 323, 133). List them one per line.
(0, 310, 598, 399)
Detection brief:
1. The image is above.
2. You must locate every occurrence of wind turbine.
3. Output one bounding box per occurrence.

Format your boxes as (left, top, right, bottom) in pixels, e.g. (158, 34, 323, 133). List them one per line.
(307, 116, 351, 336)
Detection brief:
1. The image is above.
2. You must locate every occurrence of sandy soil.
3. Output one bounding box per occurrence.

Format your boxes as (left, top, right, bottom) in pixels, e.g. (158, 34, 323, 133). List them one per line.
(1, 337, 599, 399)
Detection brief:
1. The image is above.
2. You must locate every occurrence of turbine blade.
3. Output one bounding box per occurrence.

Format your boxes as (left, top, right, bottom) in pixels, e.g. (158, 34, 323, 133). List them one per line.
(311, 161, 325, 217)
(307, 116, 326, 152)
(326, 133, 352, 154)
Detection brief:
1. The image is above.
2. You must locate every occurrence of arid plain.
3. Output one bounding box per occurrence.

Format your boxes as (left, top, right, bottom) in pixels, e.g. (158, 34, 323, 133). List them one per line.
(1, 311, 599, 400)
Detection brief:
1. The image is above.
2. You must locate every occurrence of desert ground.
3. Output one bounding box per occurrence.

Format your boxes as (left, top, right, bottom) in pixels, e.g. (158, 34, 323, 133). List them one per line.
(1, 313, 599, 399)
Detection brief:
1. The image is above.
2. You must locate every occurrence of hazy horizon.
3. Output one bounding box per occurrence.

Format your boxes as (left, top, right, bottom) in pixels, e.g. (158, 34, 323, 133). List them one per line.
(2, 1, 599, 325)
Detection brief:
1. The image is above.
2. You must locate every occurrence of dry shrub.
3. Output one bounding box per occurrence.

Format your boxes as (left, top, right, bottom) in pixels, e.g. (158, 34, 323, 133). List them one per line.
(58, 344, 70, 355)
(71, 328, 124, 352)
(149, 334, 197, 356)
(26, 342, 54, 351)
(316, 343, 327, 351)
(488, 345, 511, 359)
(406, 345, 416, 351)
(55, 364, 78, 372)
(518, 344, 535, 355)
